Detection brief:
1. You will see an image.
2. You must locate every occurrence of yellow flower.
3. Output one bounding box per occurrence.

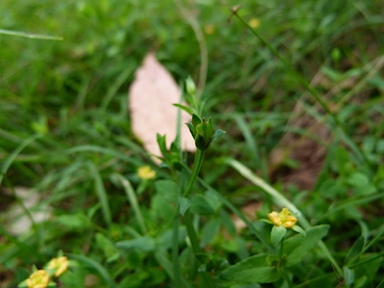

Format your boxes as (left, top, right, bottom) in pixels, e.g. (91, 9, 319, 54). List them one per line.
(47, 256, 69, 277)
(26, 270, 49, 288)
(268, 208, 297, 228)
(203, 24, 215, 35)
(248, 18, 260, 29)
(137, 165, 156, 180)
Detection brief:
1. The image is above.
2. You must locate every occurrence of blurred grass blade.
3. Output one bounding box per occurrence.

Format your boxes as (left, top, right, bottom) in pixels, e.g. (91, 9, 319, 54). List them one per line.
(87, 162, 112, 226)
(66, 145, 141, 166)
(114, 174, 147, 234)
(0, 29, 63, 40)
(0, 134, 41, 186)
(223, 157, 311, 228)
(67, 253, 117, 288)
(233, 114, 260, 165)
(101, 65, 135, 111)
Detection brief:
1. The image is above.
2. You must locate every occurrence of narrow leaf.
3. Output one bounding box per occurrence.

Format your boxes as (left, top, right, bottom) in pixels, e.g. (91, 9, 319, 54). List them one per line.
(173, 103, 194, 115)
(345, 236, 365, 266)
(211, 129, 226, 144)
(87, 162, 112, 226)
(116, 236, 155, 252)
(67, 254, 117, 288)
(185, 122, 196, 139)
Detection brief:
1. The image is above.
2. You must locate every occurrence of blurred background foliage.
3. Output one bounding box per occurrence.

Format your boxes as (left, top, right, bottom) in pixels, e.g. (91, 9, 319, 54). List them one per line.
(1, 0, 384, 287)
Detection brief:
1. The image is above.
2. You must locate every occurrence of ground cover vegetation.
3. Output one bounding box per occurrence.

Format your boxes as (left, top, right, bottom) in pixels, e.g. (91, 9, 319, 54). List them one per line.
(1, 0, 384, 287)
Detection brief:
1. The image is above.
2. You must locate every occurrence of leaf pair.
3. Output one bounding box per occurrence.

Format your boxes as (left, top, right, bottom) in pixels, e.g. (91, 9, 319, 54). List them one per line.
(220, 225, 329, 284)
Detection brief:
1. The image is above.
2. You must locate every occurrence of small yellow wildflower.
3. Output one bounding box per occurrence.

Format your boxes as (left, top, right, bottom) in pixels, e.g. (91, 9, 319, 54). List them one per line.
(137, 165, 156, 180)
(268, 208, 297, 228)
(26, 270, 49, 288)
(47, 256, 69, 277)
(248, 18, 260, 29)
(203, 24, 215, 35)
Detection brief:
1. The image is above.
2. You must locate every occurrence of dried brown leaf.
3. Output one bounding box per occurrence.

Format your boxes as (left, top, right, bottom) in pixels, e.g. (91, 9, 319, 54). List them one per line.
(128, 53, 196, 160)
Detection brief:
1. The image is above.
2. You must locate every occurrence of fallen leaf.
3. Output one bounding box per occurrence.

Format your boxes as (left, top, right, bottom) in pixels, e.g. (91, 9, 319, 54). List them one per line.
(2, 187, 51, 235)
(128, 53, 196, 161)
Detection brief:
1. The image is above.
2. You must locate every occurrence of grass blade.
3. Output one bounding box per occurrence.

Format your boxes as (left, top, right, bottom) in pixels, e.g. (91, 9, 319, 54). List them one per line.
(114, 174, 147, 235)
(0, 29, 63, 40)
(68, 253, 117, 288)
(87, 162, 112, 226)
(0, 134, 41, 186)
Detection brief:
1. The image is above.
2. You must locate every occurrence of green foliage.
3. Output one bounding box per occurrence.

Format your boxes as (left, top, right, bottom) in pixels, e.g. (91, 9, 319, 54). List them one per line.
(1, 0, 384, 287)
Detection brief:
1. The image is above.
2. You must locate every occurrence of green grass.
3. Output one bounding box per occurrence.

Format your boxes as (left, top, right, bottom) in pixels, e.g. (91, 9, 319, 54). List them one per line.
(1, 0, 384, 287)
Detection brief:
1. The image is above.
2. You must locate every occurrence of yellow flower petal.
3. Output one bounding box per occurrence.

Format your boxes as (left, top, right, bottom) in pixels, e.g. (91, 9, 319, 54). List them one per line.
(268, 208, 297, 229)
(48, 256, 69, 277)
(248, 18, 260, 29)
(137, 165, 156, 180)
(203, 24, 215, 35)
(26, 270, 49, 288)
(268, 211, 281, 226)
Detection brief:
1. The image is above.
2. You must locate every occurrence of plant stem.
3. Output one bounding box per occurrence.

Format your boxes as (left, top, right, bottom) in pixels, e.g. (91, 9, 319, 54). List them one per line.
(182, 148, 214, 286)
(280, 238, 293, 288)
(184, 209, 200, 278)
(184, 210, 214, 288)
(184, 149, 205, 197)
(172, 209, 182, 287)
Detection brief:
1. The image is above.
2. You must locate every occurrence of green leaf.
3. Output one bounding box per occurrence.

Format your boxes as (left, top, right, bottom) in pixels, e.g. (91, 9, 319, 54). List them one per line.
(347, 172, 377, 195)
(156, 133, 167, 156)
(156, 227, 187, 250)
(185, 76, 197, 95)
(283, 225, 329, 267)
(95, 233, 120, 262)
(56, 213, 90, 230)
(67, 254, 117, 288)
(185, 122, 196, 139)
(201, 218, 221, 246)
(211, 129, 226, 144)
(173, 103, 194, 115)
(376, 280, 384, 288)
(152, 180, 178, 221)
(343, 266, 355, 286)
(271, 225, 286, 246)
(345, 236, 365, 266)
(292, 225, 306, 237)
(195, 134, 206, 151)
(219, 210, 236, 236)
(219, 254, 281, 284)
(352, 253, 382, 283)
(190, 194, 215, 215)
(116, 236, 155, 252)
(192, 114, 202, 126)
(88, 161, 112, 226)
(179, 196, 190, 216)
